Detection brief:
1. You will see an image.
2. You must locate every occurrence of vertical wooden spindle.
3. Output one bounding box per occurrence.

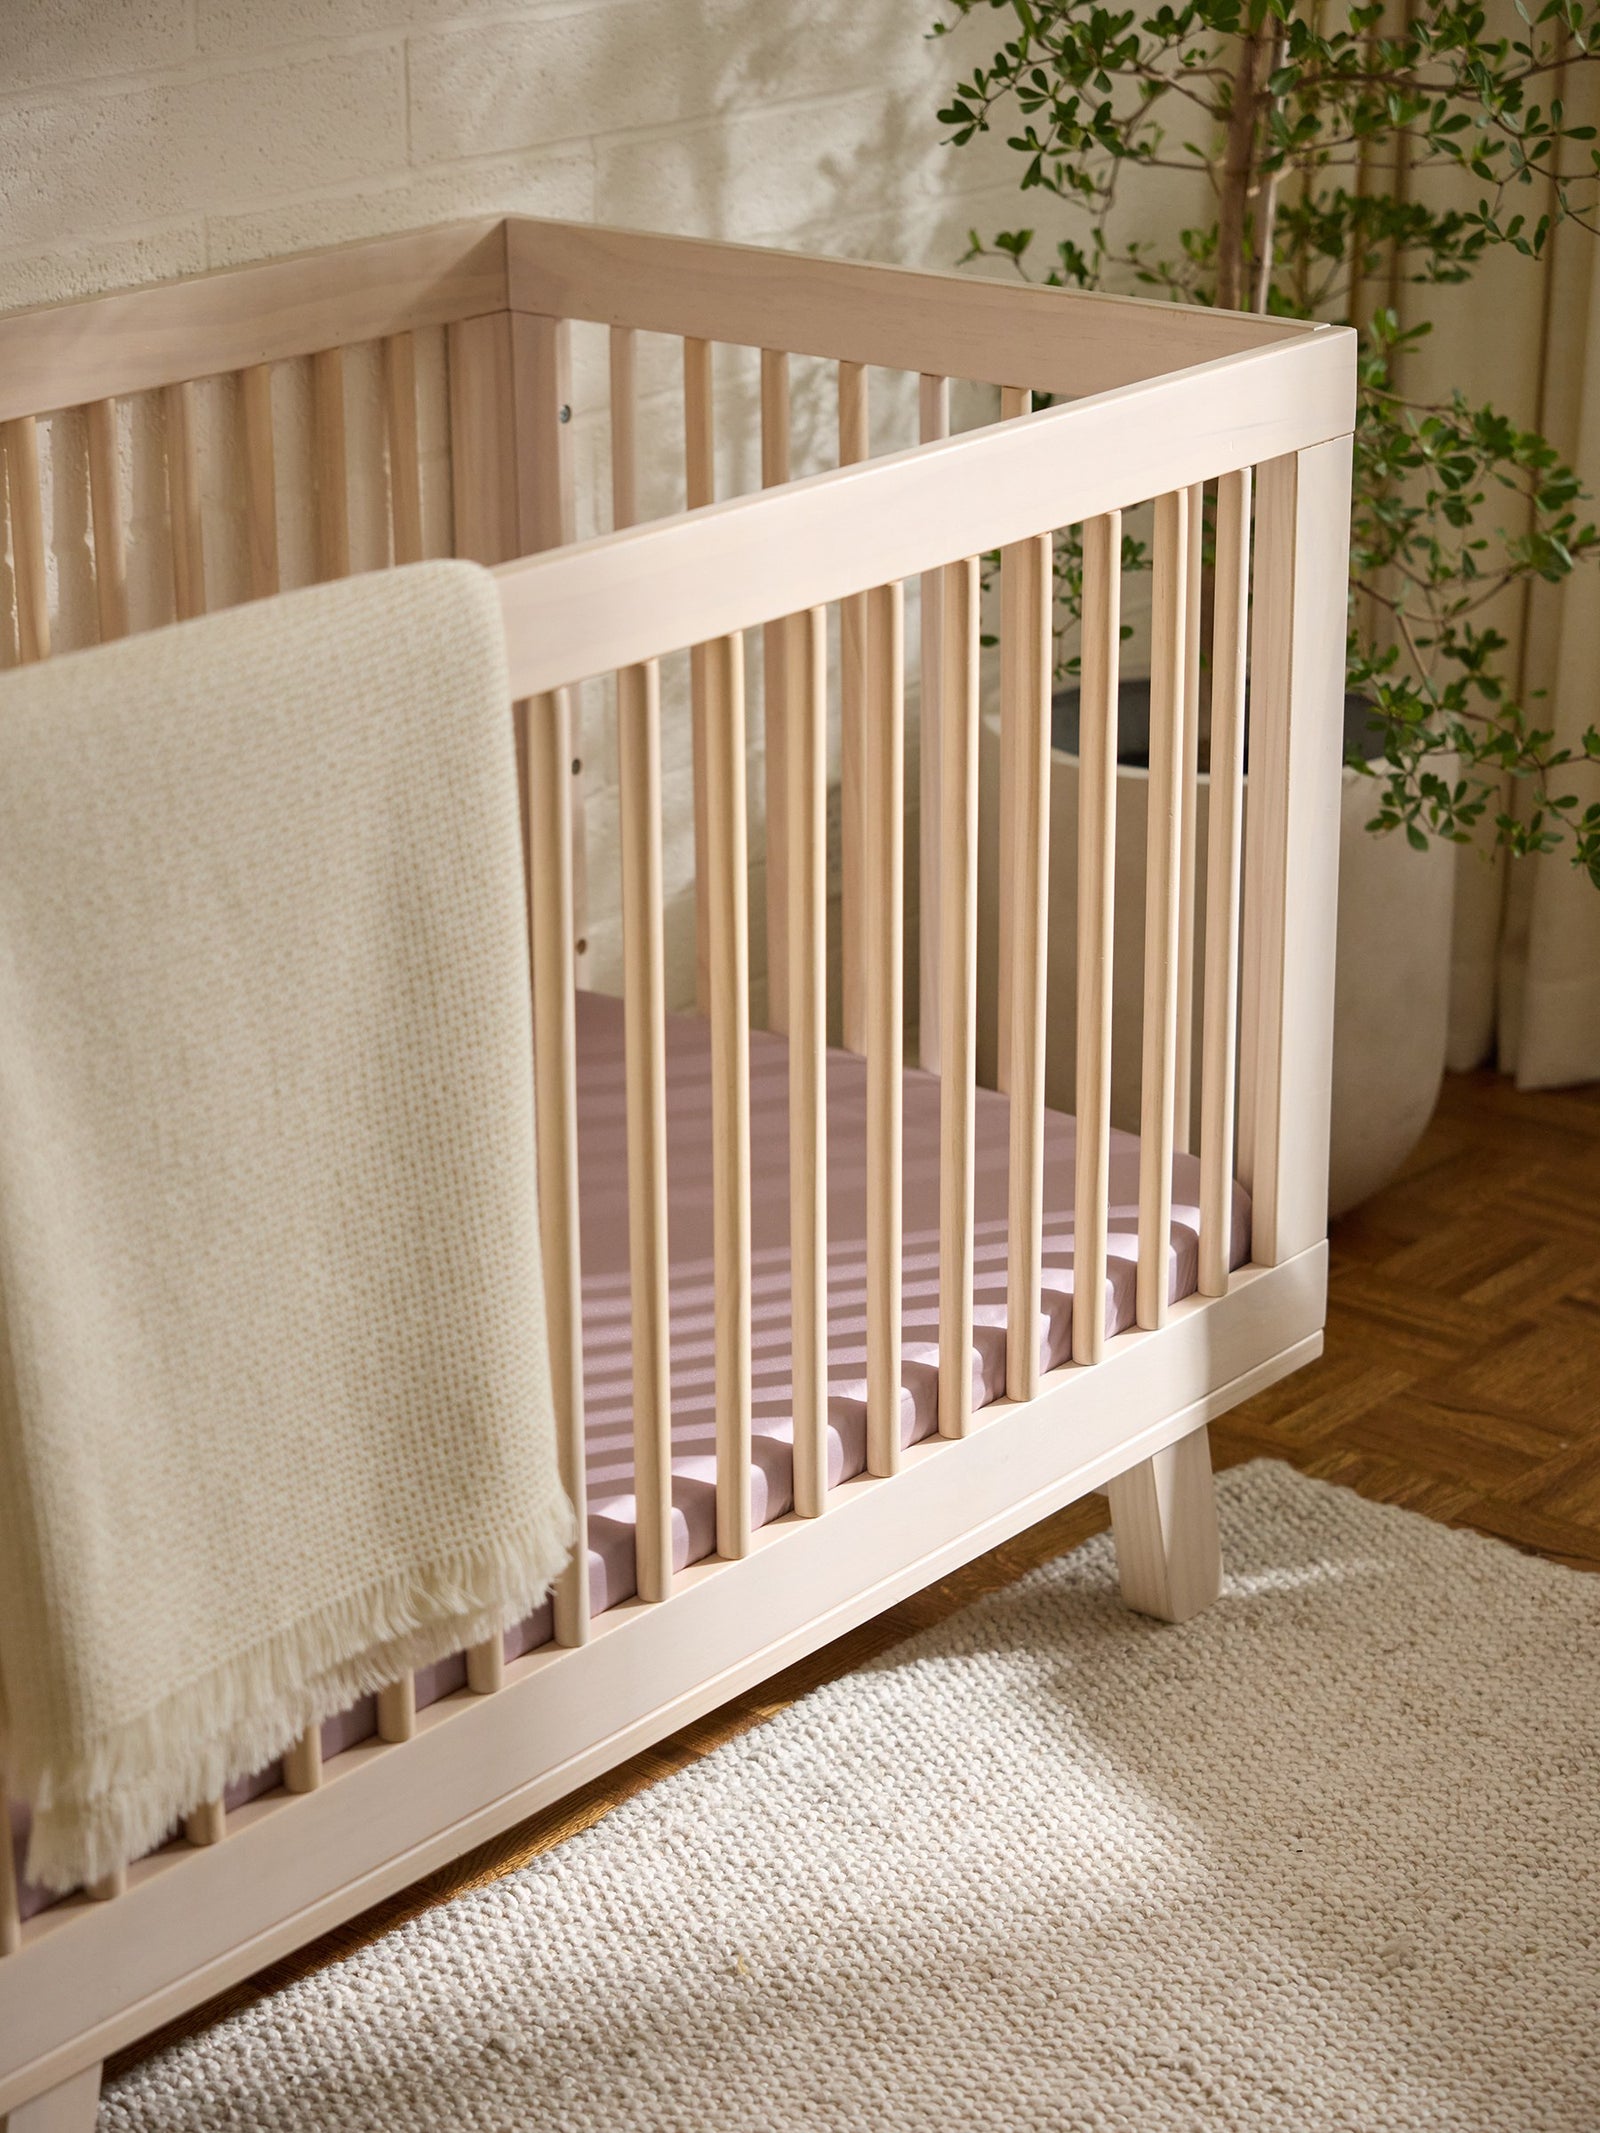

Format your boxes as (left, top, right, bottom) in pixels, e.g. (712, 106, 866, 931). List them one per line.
(761, 349, 792, 1033)
(87, 1867, 127, 1903)
(283, 1728, 322, 1794)
(1073, 513, 1121, 1367)
(685, 336, 716, 1015)
(838, 359, 871, 1057)
(610, 327, 637, 530)
(86, 399, 129, 643)
(619, 657, 674, 1602)
(4, 415, 50, 663)
(865, 580, 904, 1478)
(1004, 532, 1052, 1405)
(383, 334, 424, 567)
(938, 555, 981, 1438)
(0, 1788, 20, 1954)
(528, 686, 590, 1648)
(1137, 492, 1189, 1331)
(239, 365, 280, 600)
(163, 381, 206, 621)
(918, 373, 951, 1073)
(377, 1674, 417, 1743)
(1200, 469, 1252, 1297)
(311, 347, 350, 584)
(183, 1798, 226, 1848)
(705, 633, 753, 1558)
(1173, 482, 1204, 1152)
(788, 606, 830, 1517)
(995, 385, 1033, 1098)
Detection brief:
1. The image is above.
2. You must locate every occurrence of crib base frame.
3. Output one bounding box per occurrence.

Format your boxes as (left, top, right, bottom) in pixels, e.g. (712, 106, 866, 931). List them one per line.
(1, 1246, 1323, 2123)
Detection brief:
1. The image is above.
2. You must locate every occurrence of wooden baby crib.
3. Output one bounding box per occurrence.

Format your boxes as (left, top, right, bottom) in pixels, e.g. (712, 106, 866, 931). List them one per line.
(0, 215, 1354, 2128)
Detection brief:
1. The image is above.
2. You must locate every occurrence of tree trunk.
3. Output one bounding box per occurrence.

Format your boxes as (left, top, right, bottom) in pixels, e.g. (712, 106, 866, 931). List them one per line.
(1216, 28, 1264, 311)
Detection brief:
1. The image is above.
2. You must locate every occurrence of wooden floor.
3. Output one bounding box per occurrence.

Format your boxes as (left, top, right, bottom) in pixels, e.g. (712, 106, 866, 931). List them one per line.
(110, 1065, 1600, 2078)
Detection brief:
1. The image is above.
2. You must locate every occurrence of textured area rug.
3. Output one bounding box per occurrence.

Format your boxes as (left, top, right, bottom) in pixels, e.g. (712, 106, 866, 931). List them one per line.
(103, 1462, 1600, 2132)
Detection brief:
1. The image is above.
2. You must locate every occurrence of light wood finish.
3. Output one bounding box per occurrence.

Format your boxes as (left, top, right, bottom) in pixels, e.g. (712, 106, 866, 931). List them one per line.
(685, 335, 715, 1014)
(0, 219, 506, 425)
(760, 349, 792, 1034)
(1199, 467, 1252, 1297)
(381, 336, 423, 567)
(1173, 482, 1204, 1152)
(705, 632, 754, 1559)
(85, 399, 128, 642)
(282, 1731, 321, 1796)
(85, 1871, 125, 1905)
(466, 1640, 505, 1696)
(376, 1676, 417, 1744)
(937, 557, 981, 1440)
(1136, 491, 1188, 1332)
(837, 360, 871, 1056)
(1237, 441, 1354, 1265)
(182, 1801, 225, 1850)
(1003, 532, 1052, 1405)
(310, 347, 350, 583)
(493, 329, 1354, 706)
(1106, 1425, 1223, 1623)
(508, 217, 1323, 402)
(3, 417, 50, 663)
(993, 387, 1033, 1100)
(917, 373, 951, 1073)
(1072, 514, 1122, 1368)
(864, 580, 905, 1480)
(162, 382, 206, 622)
(447, 313, 518, 568)
(2, 2060, 100, 2133)
(238, 365, 279, 599)
(787, 606, 829, 1517)
(619, 658, 674, 1604)
(0, 1790, 20, 1957)
(24, 1249, 1330, 2123)
(609, 327, 637, 529)
(527, 689, 589, 1650)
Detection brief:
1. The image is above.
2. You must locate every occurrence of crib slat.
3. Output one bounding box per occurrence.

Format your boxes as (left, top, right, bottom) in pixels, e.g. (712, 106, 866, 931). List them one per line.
(685, 336, 715, 1016)
(312, 347, 350, 583)
(938, 555, 980, 1438)
(1073, 513, 1121, 1367)
(184, 1798, 225, 1848)
(88, 1867, 127, 1903)
(865, 580, 904, 1478)
(788, 605, 829, 1517)
(761, 349, 792, 1034)
(1199, 468, 1252, 1296)
(283, 1729, 321, 1794)
(383, 334, 424, 567)
(0, 1786, 20, 1954)
(610, 326, 637, 529)
(528, 687, 590, 1648)
(917, 373, 951, 1074)
(1173, 482, 1204, 1152)
(466, 1638, 505, 1695)
(239, 364, 280, 599)
(1004, 532, 1052, 1405)
(705, 632, 753, 1558)
(838, 360, 870, 1057)
(619, 658, 675, 1602)
(86, 399, 129, 643)
(377, 1674, 417, 1742)
(1137, 491, 1188, 1331)
(163, 381, 206, 622)
(4, 415, 51, 662)
(994, 386, 1033, 1099)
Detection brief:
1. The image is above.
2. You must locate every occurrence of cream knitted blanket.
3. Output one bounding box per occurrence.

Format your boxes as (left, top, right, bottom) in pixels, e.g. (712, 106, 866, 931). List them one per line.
(0, 561, 573, 1894)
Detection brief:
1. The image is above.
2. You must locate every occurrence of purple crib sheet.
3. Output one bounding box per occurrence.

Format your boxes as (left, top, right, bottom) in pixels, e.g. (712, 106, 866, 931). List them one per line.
(14, 989, 1248, 1917)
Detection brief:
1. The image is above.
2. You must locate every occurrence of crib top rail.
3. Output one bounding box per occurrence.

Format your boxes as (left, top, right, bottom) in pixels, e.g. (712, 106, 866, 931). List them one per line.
(0, 211, 1329, 428)
(492, 325, 1356, 700)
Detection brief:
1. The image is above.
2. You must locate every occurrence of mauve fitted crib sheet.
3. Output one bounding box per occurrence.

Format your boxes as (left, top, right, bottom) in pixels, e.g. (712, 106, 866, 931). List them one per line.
(14, 990, 1248, 1916)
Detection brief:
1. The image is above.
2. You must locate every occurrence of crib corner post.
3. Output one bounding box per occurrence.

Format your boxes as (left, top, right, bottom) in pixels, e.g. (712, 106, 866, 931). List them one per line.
(2, 2062, 103, 2133)
(1106, 1426, 1222, 1625)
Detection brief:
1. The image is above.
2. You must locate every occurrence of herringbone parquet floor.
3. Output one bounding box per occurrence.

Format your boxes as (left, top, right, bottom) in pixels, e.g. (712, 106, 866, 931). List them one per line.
(113, 1066, 1600, 2076)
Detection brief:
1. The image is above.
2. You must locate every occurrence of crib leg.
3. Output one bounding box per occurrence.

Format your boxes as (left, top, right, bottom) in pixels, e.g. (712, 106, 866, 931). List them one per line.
(3, 2062, 102, 2133)
(1107, 1425, 1222, 1624)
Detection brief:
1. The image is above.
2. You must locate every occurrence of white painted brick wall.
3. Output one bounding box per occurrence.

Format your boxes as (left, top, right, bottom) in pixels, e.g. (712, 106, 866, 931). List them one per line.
(0, 0, 1020, 1008)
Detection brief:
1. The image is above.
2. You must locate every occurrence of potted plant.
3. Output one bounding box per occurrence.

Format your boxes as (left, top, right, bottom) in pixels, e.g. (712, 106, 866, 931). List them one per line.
(937, 0, 1600, 1207)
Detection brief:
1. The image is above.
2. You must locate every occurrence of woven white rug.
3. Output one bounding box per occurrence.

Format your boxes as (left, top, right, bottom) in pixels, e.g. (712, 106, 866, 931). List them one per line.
(103, 1462, 1600, 2132)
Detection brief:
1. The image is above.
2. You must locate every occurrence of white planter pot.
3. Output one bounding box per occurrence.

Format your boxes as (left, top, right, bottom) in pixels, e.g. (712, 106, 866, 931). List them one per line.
(975, 724, 1456, 1220)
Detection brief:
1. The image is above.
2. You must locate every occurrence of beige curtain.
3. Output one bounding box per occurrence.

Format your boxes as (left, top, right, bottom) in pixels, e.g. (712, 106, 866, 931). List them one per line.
(1431, 38, 1600, 1088)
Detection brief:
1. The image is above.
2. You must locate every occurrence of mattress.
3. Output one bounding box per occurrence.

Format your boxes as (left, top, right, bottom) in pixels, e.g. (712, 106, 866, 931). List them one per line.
(13, 991, 1248, 1915)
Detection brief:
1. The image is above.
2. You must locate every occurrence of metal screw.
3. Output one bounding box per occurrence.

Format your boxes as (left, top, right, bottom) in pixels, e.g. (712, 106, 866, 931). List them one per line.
(558, 403, 572, 424)
(575, 937, 588, 955)
(571, 757, 582, 776)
